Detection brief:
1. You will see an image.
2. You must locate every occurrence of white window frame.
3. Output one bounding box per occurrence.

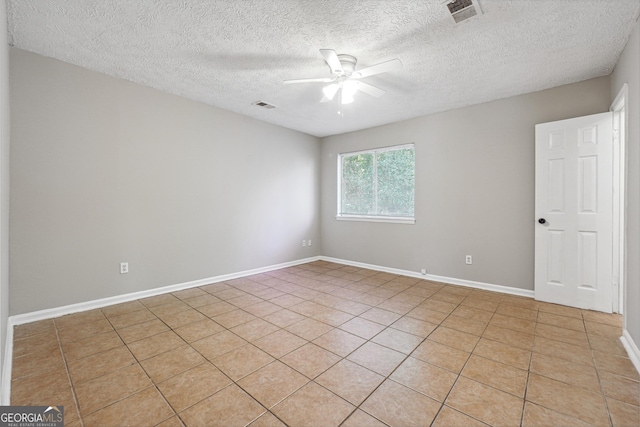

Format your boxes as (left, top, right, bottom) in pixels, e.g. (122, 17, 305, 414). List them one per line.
(336, 143, 415, 224)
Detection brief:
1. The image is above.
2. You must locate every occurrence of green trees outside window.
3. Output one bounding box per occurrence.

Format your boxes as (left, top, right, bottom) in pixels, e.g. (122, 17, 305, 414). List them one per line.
(339, 144, 414, 218)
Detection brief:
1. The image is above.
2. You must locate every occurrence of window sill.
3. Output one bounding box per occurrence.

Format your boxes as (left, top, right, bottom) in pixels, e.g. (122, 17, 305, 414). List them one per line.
(335, 215, 415, 224)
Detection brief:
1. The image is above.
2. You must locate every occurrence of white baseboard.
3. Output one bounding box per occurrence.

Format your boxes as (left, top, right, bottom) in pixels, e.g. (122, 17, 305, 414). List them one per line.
(6, 255, 533, 329)
(9, 256, 321, 326)
(620, 329, 640, 375)
(320, 256, 535, 298)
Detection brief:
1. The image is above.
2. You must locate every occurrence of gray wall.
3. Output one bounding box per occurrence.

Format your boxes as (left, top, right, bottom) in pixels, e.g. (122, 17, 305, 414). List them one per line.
(0, 0, 9, 393)
(9, 48, 320, 315)
(321, 77, 612, 291)
(611, 18, 640, 346)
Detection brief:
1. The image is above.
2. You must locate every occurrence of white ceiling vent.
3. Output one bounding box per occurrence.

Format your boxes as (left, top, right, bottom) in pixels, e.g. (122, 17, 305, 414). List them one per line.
(252, 100, 276, 109)
(444, 0, 483, 24)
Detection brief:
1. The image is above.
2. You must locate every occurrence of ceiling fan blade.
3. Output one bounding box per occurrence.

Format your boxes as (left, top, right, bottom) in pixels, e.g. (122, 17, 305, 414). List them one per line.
(320, 49, 343, 75)
(283, 77, 334, 84)
(352, 58, 403, 79)
(357, 81, 386, 98)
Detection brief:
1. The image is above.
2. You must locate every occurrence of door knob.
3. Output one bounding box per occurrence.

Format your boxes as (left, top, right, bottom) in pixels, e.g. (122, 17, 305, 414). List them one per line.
(538, 218, 546, 224)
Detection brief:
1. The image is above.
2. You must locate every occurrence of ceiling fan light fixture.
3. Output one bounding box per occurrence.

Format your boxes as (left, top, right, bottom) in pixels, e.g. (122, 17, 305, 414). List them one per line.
(343, 80, 359, 97)
(341, 88, 355, 105)
(340, 80, 358, 104)
(323, 83, 340, 100)
(285, 49, 402, 106)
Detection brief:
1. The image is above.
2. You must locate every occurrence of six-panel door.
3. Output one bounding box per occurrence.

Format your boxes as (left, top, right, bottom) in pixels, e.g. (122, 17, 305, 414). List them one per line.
(534, 112, 613, 312)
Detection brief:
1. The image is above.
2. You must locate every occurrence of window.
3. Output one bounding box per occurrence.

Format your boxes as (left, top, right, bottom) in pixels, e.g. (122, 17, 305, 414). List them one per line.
(337, 144, 415, 223)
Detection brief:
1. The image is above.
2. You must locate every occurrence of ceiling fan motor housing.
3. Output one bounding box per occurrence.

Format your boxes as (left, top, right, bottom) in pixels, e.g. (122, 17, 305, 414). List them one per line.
(335, 54, 357, 75)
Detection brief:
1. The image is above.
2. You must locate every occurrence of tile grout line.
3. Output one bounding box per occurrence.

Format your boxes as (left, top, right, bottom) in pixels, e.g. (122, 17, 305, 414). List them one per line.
(424, 291, 502, 426)
(53, 320, 85, 427)
(532, 305, 621, 426)
(338, 287, 476, 425)
(67, 311, 172, 425)
(583, 310, 615, 427)
(102, 309, 186, 427)
(519, 305, 540, 427)
(126, 299, 247, 425)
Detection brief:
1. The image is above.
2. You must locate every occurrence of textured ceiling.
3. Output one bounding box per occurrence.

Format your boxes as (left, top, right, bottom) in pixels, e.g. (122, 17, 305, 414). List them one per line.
(7, 0, 640, 137)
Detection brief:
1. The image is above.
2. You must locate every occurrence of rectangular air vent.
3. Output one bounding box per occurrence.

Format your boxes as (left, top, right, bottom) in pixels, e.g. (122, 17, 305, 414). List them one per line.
(444, 0, 483, 24)
(252, 100, 276, 109)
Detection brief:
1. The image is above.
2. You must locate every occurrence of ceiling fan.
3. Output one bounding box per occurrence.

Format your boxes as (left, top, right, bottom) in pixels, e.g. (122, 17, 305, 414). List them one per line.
(284, 49, 403, 105)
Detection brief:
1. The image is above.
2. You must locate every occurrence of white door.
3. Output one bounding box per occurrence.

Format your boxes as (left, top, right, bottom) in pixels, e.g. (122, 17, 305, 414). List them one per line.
(535, 112, 613, 312)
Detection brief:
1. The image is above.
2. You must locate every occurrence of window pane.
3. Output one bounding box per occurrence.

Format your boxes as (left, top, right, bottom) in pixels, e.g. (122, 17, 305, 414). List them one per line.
(341, 153, 374, 215)
(376, 148, 415, 216)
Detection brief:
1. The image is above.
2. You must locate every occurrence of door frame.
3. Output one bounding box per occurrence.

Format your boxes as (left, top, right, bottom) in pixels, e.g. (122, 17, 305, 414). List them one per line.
(611, 84, 628, 316)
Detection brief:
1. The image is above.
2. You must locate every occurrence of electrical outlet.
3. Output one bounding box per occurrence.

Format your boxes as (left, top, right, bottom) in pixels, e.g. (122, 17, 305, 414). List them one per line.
(465, 255, 472, 265)
(120, 262, 129, 274)
(308, 239, 312, 247)
(421, 268, 427, 275)
(302, 240, 307, 247)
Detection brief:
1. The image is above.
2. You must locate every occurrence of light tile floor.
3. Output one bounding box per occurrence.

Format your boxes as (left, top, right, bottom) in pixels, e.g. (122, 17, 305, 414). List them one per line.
(10, 261, 640, 427)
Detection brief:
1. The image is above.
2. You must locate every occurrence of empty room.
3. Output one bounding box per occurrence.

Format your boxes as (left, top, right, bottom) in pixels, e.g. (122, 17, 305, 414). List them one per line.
(1, 0, 639, 426)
